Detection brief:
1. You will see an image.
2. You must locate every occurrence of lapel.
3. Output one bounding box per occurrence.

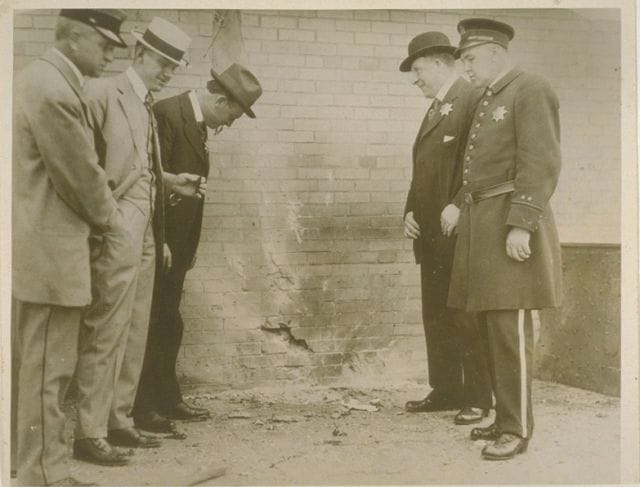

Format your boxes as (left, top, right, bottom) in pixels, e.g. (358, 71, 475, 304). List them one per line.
(114, 73, 148, 163)
(179, 92, 208, 168)
(41, 49, 91, 125)
(489, 66, 523, 95)
(413, 76, 466, 151)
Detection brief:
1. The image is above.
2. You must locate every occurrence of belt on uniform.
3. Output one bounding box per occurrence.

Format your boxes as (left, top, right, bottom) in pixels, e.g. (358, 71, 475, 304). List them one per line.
(464, 180, 515, 205)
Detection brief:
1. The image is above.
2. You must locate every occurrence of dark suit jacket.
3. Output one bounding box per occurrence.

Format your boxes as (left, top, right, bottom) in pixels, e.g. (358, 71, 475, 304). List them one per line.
(154, 92, 210, 270)
(405, 77, 481, 265)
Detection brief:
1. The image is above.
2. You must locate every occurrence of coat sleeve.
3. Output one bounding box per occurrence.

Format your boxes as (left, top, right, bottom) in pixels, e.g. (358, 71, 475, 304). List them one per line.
(26, 82, 119, 231)
(153, 104, 176, 173)
(506, 75, 561, 232)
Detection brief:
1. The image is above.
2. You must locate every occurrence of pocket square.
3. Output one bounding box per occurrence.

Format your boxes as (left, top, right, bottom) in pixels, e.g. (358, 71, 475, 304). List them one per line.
(443, 135, 455, 143)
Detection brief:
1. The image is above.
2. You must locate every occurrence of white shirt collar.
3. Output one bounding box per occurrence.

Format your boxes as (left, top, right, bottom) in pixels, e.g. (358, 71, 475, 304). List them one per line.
(489, 65, 514, 88)
(188, 90, 204, 123)
(435, 74, 458, 102)
(126, 66, 149, 103)
(52, 48, 84, 87)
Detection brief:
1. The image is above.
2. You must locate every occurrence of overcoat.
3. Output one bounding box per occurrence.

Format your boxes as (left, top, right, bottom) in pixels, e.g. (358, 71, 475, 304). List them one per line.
(405, 77, 481, 267)
(448, 67, 563, 311)
(153, 93, 209, 270)
(12, 49, 118, 306)
(84, 72, 165, 258)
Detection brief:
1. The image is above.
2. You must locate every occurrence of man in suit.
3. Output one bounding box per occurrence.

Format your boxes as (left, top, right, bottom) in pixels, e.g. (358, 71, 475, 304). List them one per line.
(12, 9, 127, 485)
(446, 18, 563, 459)
(133, 64, 263, 433)
(73, 17, 204, 466)
(399, 32, 492, 424)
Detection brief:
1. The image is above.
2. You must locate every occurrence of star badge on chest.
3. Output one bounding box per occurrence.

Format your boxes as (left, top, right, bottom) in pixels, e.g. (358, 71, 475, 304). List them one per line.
(492, 106, 508, 122)
(440, 102, 453, 116)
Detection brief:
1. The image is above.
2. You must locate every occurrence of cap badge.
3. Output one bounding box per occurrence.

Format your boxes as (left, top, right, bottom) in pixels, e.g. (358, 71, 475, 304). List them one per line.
(492, 106, 508, 122)
(440, 102, 453, 116)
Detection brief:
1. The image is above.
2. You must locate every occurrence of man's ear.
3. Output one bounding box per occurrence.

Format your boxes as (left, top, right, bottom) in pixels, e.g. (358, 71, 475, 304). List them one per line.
(215, 95, 229, 107)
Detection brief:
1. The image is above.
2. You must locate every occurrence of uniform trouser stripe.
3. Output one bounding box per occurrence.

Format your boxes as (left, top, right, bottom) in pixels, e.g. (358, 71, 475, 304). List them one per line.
(517, 309, 527, 438)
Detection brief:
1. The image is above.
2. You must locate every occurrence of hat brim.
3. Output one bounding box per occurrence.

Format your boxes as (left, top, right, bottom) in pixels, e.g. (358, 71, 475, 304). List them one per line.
(210, 69, 256, 119)
(94, 25, 127, 48)
(454, 40, 507, 59)
(131, 30, 188, 67)
(399, 45, 456, 72)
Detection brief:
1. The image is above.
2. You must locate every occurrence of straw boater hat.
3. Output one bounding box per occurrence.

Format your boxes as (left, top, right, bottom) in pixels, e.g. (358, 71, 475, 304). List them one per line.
(59, 9, 128, 48)
(131, 17, 191, 67)
(210, 63, 263, 119)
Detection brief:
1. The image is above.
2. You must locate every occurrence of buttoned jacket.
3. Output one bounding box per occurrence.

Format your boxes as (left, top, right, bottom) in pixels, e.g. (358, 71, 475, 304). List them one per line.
(12, 49, 119, 306)
(405, 77, 480, 264)
(153, 92, 209, 270)
(448, 67, 563, 311)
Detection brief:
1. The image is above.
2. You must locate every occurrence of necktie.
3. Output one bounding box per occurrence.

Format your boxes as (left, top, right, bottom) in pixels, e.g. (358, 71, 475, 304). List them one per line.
(198, 121, 208, 148)
(428, 98, 441, 120)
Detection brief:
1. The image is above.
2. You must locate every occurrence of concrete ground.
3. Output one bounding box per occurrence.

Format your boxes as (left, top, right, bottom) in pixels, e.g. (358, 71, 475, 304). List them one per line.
(62, 380, 619, 486)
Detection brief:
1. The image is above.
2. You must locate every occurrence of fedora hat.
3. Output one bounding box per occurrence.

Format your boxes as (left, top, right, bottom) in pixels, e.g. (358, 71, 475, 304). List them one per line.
(399, 32, 456, 72)
(59, 9, 127, 48)
(131, 17, 191, 67)
(210, 64, 262, 118)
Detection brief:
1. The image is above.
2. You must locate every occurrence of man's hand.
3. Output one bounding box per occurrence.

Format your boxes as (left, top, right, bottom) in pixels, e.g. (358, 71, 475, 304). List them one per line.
(506, 227, 532, 262)
(440, 204, 460, 237)
(165, 172, 207, 199)
(404, 211, 420, 239)
(163, 243, 173, 272)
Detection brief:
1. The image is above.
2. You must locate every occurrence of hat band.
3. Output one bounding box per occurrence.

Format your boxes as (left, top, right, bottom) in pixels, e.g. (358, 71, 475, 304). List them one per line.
(142, 29, 184, 62)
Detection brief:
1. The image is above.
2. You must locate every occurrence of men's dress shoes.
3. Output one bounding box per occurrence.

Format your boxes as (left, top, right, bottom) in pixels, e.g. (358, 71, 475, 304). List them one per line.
(73, 438, 130, 466)
(470, 423, 501, 441)
(134, 410, 177, 434)
(454, 407, 490, 425)
(405, 395, 461, 413)
(481, 433, 529, 460)
(107, 427, 162, 449)
(163, 401, 211, 420)
(49, 477, 98, 486)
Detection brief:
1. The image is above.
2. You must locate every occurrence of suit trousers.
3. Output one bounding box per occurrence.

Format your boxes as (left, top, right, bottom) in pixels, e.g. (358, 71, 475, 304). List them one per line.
(420, 255, 492, 408)
(134, 263, 188, 415)
(479, 309, 534, 438)
(13, 299, 81, 486)
(75, 196, 156, 438)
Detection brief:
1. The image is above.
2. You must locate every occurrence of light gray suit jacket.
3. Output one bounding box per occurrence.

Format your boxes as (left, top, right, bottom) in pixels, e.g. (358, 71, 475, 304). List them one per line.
(13, 48, 119, 306)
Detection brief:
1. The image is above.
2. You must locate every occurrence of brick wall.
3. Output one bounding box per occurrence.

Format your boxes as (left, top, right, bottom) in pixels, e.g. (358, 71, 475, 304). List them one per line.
(13, 9, 621, 389)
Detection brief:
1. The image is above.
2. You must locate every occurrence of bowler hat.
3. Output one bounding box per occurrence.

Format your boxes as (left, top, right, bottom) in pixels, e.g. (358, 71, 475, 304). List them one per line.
(131, 17, 191, 67)
(210, 64, 262, 118)
(399, 32, 456, 72)
(455, 18, 515, 58)
(59, 9, 127, 48)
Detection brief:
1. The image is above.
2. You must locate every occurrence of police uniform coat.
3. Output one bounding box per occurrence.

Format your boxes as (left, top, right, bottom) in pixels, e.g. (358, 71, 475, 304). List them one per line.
(448, 67, 563, 311)
(12, 48, 119, 307)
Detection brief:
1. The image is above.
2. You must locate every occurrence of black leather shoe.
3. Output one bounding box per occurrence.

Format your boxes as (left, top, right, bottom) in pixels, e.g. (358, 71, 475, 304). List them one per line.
(405, 395, 461, 413)
(162, 401, 211, 420)
(73, 438, 130, 466)
(470, 422, 501, 441)
(107, 427, 162, 449)
(482, 433, 529, 460)
(134, 410, 177, 434)
(454, 407, 490, 425)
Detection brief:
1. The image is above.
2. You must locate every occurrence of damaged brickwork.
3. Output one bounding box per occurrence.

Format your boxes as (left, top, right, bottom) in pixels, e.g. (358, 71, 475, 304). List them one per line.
(13, 8, 621, 391)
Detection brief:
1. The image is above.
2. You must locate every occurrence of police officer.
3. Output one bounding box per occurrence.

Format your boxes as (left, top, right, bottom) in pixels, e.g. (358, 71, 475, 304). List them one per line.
(444, 18, 562, 460)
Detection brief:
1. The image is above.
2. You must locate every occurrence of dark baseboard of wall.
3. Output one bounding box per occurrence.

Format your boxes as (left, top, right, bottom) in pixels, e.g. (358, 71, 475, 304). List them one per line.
(535, 244, 620, 396)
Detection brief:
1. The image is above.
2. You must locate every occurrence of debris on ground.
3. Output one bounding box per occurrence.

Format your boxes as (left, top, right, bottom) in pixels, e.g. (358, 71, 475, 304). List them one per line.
(270, 414, 303, 423)
(332, 426, 347, 437)
(342, 399, 379, 412)
(227, 411, 253, 419)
